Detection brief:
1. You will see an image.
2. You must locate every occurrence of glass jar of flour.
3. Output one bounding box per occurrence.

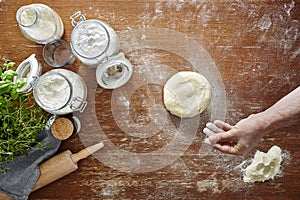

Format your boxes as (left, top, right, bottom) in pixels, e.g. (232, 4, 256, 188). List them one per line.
(14, 55, 87, 115)
(33, 69, 87, 115)
(69, 11, 120, 66)
(16, 4, 64, 44)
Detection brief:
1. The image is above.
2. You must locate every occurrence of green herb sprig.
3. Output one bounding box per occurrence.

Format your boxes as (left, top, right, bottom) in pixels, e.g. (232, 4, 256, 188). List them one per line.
(0, 55, 50, 172)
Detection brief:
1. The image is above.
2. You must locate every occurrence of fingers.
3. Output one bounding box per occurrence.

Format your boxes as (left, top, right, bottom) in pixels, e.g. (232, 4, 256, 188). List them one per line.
(203, 120, 234, 145)
(216, 142, 249, 156)
(203, 120, 233, 137)
(204, 129, 241, 149)
(214, 120, 233, 131)
(203, 120, 245, 155)
(206, 122, 225, 133)
(203, 127, 215, 137)
(203, 122, 224, 138)
(204, 132, 248, 156)
(203, 137, 213, 145)
(212, 143, 234, 154)
(213, 143, 241, 155)
(205, 131, 235, 144)
(204, 138, 240, 155)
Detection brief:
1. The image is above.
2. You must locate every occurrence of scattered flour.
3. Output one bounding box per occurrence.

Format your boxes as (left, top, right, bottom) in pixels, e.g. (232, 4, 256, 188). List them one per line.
(196, 179, 219, 193)
(284, 0, 295, 17)
(258, 13, 272, 30)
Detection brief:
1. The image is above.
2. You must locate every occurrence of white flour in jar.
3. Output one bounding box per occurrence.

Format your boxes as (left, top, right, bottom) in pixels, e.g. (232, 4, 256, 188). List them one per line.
(74, 24, 109, 58)
(71, 20, 119, 66)
(20, 7, 56, 41)
(17, 4, 64, 44)
(35, 74, 71, 111)
(34, 69, 87, 115)
(19, 8, 37, 26)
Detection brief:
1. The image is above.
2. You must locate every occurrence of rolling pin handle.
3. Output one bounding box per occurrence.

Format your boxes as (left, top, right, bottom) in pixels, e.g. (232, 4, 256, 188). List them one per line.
(71, 142, 104, 164)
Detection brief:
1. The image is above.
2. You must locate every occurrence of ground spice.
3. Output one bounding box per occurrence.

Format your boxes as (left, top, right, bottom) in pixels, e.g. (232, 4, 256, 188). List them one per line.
(51, 117, 74, 140)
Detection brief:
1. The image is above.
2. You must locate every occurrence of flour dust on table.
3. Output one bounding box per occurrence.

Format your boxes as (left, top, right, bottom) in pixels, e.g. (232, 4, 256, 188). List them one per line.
(77, 28, 226, 173)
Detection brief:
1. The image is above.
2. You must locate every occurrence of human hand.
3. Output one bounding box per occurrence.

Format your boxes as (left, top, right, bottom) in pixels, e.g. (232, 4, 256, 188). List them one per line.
(203, 115, 266, 155)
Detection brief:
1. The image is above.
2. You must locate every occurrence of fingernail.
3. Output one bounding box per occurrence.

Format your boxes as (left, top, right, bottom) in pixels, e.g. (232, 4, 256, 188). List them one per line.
(204, 138, 210, 144)
(206, 122, 212, 127)
(209, 135, 217, 143)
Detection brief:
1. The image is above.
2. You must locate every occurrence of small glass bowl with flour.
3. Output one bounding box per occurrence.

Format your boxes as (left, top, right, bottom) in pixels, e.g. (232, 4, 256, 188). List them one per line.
(14, 54, 87, 115)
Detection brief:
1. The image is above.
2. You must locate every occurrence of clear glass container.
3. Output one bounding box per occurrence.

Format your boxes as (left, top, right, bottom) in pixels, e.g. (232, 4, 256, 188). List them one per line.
(70, 11, 119, 66)
(16, 4, 64, 44)
(33, 69, 87, 115)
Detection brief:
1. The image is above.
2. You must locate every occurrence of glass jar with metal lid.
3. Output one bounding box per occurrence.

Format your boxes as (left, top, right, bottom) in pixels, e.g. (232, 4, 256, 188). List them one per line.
(14, 54, 87, 115)
(33, 69, 87, 115)
(16, 4, 64, 44)
(69, 11, 120, 67)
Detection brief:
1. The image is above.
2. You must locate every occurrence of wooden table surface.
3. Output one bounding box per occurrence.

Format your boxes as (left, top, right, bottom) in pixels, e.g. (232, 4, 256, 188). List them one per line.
(1, 0, 300, 199)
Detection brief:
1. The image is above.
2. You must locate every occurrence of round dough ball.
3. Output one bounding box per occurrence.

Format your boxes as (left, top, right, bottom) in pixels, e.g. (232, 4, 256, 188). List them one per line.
(163, 71, 211, 118)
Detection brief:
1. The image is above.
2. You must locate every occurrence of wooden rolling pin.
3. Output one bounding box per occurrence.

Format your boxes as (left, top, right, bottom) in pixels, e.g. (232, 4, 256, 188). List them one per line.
(0, 192, 12, 200)
(32, 142, 104, 191)
(0, 142, 104, 200)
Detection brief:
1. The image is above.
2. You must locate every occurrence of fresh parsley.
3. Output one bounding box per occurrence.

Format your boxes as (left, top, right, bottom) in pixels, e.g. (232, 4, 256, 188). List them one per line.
(0, 55, 50, 172)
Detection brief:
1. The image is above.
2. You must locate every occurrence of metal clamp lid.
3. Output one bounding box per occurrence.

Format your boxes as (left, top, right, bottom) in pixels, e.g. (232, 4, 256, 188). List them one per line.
(69, 96, 87, 112)
(70, 11, 86, 27)
(13, 54, 41, 93)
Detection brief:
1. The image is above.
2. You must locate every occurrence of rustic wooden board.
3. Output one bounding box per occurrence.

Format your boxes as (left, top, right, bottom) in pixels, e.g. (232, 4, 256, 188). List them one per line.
(0, 0, 299, 199)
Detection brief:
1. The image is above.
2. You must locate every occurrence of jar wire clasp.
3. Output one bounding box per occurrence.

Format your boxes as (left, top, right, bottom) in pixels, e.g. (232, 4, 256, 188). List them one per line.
(70, 11, 86, 27)
(69, 96, 87, 113)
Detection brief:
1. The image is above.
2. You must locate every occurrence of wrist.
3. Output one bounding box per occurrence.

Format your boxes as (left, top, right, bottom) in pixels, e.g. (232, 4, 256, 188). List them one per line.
(242, 112, 272, 137)
(254, 110, 280, 134)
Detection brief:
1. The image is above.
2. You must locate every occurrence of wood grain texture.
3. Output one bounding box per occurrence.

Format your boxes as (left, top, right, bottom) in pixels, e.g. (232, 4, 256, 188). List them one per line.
(0, 0, 299, 199)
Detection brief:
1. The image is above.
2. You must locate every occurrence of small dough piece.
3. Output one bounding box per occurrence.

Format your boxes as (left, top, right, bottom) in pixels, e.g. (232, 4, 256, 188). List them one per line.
(243, 145, 282, 183)
(163, 71, 211, 118)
